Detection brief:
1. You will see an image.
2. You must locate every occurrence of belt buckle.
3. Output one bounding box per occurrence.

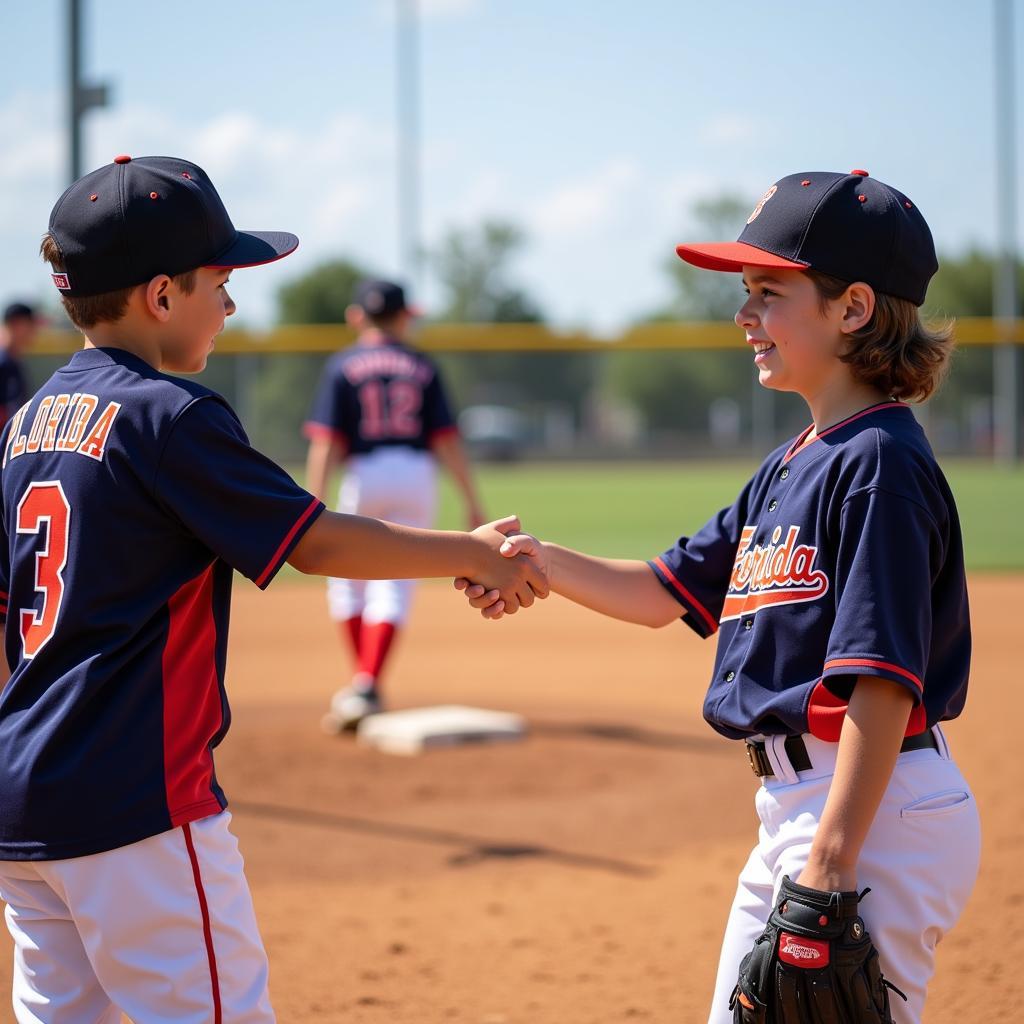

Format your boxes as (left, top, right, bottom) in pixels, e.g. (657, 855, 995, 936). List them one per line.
(745, 741, 771, 778)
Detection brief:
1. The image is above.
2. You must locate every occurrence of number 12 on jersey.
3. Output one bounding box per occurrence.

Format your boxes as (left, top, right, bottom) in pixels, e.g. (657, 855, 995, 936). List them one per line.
(358, 380, 423, 440)
(15, 481, 71, 659)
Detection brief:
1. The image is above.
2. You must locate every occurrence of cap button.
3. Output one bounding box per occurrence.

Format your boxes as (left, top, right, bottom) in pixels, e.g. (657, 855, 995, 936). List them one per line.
(113, 154, 132, 164)
(850, 168, 869, 176)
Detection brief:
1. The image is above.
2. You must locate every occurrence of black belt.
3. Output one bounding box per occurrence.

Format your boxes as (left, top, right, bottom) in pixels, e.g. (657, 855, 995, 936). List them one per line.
(745, 731, 938, 778)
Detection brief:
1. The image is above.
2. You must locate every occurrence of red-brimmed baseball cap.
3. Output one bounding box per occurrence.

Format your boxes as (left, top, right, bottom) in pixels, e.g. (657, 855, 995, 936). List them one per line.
(676, 170, 938, 306)
(47, 155, 299, 297)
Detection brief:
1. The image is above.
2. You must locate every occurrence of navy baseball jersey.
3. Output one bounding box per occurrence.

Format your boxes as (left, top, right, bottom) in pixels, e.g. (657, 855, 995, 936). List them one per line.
(0, 350, 27, 431)
(649, 402, 970, 741)
(0, 347, 324, 860)
(304, 336, 457, 455)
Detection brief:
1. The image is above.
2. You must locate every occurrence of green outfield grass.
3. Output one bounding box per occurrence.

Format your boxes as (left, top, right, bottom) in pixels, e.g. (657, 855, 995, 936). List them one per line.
(435, 460, 1024, 571)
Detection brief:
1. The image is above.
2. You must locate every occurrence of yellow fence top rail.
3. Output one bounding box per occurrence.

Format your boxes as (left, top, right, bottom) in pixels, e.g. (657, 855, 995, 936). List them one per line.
(28, 317, 1024, 356)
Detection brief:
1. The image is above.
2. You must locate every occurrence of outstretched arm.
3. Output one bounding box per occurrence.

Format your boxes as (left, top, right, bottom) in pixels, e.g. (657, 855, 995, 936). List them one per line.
(290, 514, 547, 614)
(456, 535, 681, 628)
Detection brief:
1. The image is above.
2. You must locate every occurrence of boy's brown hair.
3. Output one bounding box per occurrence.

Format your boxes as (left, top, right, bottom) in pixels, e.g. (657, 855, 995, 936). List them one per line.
(40, 233, 196, 331)
(807, 268, 953, 403)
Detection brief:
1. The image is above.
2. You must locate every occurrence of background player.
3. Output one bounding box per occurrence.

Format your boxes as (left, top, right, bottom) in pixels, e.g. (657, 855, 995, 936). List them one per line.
(457, 171, 980, 1023)
(304, 279, 485, 731)
(0, 154, 543, 1023)
(0, 302, 42, 430)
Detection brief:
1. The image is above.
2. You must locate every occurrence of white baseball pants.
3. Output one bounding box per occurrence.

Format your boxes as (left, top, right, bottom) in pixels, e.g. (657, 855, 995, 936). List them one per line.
(707, 727, 980, 1024)
(0, 811, 273, 1023)
(327, 448, 438, 625)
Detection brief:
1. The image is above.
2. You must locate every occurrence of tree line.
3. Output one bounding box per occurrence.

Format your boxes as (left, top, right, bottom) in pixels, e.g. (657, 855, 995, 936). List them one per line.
(254, 193, 1020, 458)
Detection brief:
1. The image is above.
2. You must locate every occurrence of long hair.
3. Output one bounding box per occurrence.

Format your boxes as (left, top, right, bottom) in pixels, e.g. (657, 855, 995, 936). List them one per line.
(807, 268, 954, 402)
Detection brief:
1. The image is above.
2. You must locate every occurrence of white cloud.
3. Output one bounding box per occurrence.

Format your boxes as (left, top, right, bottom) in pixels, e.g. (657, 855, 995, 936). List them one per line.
(0, 91, 404, 324)
(700, 113, 756, 146)
(0, 92, 61, 181)
(527, 159, 642, 235)
(419, 0, 483, 14)
(0, 92, 739, 332)
(373, 0, 483, 23)
(0, 91, 779, 334)
(0, 92, 64, 240)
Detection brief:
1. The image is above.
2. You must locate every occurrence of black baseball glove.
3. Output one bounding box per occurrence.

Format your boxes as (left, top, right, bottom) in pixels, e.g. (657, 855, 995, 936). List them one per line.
(730, 875, 906, 1023)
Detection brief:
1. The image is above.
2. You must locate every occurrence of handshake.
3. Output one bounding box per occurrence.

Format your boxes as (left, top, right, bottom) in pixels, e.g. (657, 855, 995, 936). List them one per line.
(460, 515, 549, 619)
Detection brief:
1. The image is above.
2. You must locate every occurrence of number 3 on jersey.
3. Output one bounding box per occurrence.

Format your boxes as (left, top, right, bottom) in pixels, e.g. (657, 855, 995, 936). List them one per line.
(16, 481, 71, 659)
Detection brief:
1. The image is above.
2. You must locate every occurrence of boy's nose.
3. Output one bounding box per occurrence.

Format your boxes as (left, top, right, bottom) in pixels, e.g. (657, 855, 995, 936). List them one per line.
(735, 301, 757, 330)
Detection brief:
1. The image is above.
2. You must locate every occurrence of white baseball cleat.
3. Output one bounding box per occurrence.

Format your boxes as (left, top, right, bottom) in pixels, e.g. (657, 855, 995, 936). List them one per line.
(321, 685, 383, 734)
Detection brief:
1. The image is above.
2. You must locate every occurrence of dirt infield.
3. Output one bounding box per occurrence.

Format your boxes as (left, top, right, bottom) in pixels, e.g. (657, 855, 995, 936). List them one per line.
(0, 574, 1017, 1022)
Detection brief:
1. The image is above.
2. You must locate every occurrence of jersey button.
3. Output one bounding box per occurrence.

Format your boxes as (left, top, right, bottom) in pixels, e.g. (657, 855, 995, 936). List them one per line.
(768, 499, 778, 512)
(780, 467, 790, 480)
(725, 670, 736, 682)
(744, 619, 753, 631)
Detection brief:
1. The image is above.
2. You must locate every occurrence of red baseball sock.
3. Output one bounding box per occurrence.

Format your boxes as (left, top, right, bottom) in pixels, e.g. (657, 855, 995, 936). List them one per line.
(358, 621, 398, 685)
(338, 615, 363, 660)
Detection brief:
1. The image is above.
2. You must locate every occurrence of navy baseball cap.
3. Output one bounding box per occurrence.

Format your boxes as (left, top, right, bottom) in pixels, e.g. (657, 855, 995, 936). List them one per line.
(354, 279, 422, 318)
(676, 170, 938, 306)
(46, 155, 299, 297)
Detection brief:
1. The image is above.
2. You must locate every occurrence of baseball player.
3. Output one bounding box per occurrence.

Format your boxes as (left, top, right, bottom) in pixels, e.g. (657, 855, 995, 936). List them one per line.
(458, 171, 979, 1023)
(0, 154, 545, 1023)
(304, 279, 485, 730)
(0, 302, 41, 430)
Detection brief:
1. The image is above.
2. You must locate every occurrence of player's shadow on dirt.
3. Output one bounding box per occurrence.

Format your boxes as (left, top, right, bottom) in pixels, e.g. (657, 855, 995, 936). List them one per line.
(529, 720, 725, 753)
(231, 799, 654, 878)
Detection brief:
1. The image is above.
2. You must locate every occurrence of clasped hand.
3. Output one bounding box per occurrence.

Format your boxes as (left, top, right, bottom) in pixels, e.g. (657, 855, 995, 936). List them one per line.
(462, 517, 547, 619)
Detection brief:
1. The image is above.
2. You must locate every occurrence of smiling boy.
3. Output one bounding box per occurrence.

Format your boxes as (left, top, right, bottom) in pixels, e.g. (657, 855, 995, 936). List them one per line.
(459, 170, 979, 1024)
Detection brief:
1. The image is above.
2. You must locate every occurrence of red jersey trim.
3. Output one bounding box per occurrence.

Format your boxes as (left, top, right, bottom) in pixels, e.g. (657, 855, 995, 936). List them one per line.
(163, 565, 222, 825)
(823, 657, 923, 691)
(183, 823, 223, 1024)
(808, 671, 927, 742)
(302, 422, 349, 450)
(254, 497, 323, 588)
(651, 557, 719, 635)
(782, 402, 908, 464)
(428, 424, 460, 444)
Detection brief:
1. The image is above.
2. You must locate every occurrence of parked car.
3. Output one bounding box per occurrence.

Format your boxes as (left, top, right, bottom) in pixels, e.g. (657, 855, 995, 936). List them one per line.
(458, 404, 528, 462)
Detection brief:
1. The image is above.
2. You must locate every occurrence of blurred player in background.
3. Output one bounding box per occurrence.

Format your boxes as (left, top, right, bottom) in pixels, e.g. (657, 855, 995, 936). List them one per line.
(305, 279, 485, 731)
(0, 301, 42, 429)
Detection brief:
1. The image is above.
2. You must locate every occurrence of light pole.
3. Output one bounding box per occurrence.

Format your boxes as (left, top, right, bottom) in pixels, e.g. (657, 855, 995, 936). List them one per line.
(396, 0, 421, 293)
(993, 0, 1020, 462)
(67, 0, 110, 183)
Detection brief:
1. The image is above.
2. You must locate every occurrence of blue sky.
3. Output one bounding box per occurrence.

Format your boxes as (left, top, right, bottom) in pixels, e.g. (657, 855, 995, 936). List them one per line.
(1, 1, 1021, 331)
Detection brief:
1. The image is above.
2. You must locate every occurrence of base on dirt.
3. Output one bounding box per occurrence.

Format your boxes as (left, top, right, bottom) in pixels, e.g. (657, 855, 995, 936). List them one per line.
(356, 704, 527, 756)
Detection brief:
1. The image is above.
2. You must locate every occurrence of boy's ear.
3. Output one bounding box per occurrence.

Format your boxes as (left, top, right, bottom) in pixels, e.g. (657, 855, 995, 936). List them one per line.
(839, 282, 876, 335)
(143, 275, 174, 321)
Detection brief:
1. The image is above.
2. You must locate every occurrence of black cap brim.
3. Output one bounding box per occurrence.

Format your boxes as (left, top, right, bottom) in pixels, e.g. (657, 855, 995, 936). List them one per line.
(205, 230, 299, 269)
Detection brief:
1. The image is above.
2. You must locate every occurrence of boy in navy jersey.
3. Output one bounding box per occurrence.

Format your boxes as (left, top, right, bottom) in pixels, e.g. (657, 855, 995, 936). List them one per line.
(457, 171, 979, 1023)
(305, 278, 485, 729)
(0, 155, 544, 1023)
